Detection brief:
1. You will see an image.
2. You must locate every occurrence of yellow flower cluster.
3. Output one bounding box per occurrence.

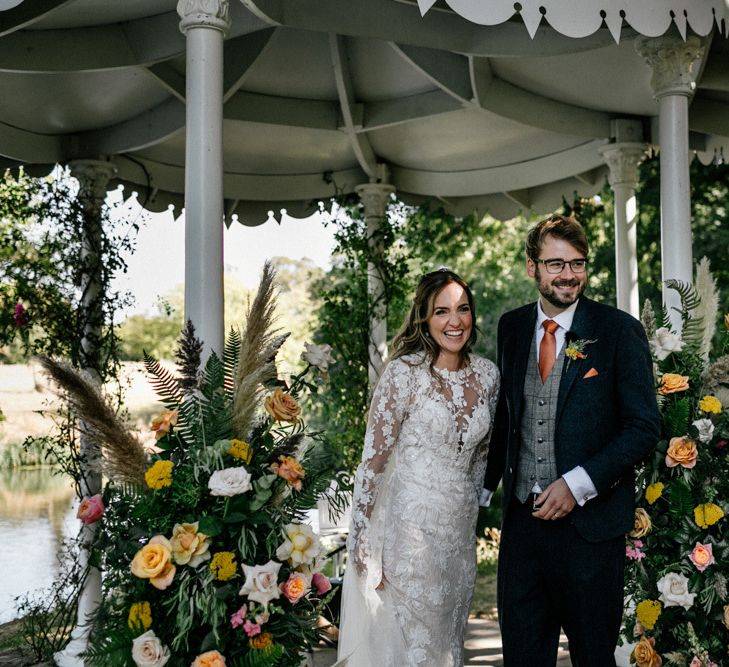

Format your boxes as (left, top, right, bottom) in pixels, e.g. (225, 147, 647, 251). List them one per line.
(694, 502, 725, 529)
(229, 439, 253, 463)
(645, 482, 664, 505)
(699, 394, 722, 414)
(145, 460, 174, 489)
(635, 599, 661, 630)
(209, 551, 237, 581)
(127, 601, 152, 631)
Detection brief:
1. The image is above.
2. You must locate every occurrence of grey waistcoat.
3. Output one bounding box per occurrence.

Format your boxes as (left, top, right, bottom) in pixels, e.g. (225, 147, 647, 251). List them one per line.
(514, 334, 566, 503)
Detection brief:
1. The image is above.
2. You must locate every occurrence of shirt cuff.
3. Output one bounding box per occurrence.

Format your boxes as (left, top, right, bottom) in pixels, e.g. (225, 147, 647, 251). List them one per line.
(562, 467, 597, 506)
(479, 488, 493, 507)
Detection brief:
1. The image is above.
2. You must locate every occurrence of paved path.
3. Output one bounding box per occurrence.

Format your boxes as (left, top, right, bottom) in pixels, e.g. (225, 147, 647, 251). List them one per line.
(310, 617, 573, 666)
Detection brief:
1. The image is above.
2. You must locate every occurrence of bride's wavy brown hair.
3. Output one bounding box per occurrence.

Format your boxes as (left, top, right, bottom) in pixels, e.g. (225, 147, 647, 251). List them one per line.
(391, 269, 478, 374)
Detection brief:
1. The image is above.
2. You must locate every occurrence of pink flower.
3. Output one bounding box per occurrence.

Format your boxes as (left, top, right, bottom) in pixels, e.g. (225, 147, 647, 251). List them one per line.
(691, 659, 702, 667)
(13, 303, 29, 327)
(279, 572, 309, 604)
(689, 541, 716, 572)
(626, 540, 645, 561)
(76, 494, 105, 525)
(230, 606, 246, 629)
(243, 619, 261, 637)
(312, 572, 332, 596)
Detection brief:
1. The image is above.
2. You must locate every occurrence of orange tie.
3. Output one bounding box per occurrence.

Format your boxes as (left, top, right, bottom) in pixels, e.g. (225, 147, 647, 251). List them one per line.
(539, 319, 560, 383)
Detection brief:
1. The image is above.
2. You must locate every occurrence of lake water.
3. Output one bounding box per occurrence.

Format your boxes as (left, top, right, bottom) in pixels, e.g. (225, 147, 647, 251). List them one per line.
(0, 467, 77, 623)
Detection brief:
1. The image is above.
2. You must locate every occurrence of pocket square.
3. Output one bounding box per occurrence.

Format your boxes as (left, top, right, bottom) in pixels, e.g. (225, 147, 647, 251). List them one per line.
(583, 367, 599, 379)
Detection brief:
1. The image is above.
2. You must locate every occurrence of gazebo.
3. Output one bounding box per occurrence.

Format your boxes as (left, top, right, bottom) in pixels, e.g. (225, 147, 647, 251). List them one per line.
(1, 1, 728, 663)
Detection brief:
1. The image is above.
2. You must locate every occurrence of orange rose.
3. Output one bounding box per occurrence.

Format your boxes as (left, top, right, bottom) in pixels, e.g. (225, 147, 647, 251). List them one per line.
(150, 410, 178, 440)
(191, 650, 226, 667)
(270, 455, 305, 491)
(631, 636, 662, 667)
(264, 389, 301, 423)
(280, 572, 309, 604)
(658, 373, 689, 395)
(630, 508, 652, 538)
(249, 632, 273, 650)
(665, 436, 698, 469)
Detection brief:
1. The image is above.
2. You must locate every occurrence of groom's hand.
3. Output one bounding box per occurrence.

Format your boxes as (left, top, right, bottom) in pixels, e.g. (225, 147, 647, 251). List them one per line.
(532, 478, 577, 520)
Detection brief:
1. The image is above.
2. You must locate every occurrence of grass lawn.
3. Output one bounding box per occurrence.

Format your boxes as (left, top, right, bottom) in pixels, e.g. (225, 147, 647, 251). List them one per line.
(470, 564, 498, 619)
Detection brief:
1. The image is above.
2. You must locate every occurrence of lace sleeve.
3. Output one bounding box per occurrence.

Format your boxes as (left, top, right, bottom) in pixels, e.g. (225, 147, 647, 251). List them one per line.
(471, 357, 501, 482)
(348, 359, 411, 587)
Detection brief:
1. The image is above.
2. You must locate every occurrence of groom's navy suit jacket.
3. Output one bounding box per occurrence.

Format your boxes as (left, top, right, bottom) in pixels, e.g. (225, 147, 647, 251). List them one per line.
(484, 297, 661, 542)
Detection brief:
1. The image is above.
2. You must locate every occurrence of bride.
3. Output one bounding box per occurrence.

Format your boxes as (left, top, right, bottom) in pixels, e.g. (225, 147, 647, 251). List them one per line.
(336, 269, 500, 666)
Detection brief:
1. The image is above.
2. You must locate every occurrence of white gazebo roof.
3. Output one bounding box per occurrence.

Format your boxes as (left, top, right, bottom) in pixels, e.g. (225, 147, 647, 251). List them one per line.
(0, 0, 727, 224)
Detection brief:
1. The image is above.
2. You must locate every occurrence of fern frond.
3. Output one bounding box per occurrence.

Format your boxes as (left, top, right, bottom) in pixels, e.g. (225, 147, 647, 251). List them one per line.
(38, 357, 148, 485)
(232, 262, 284, 439)
(232, 644, 284, 667)
(665, 279, 703, 351)
(175, 319, 204, 391)
(224, 327, 242, 400)
(143, 353, 184, 409)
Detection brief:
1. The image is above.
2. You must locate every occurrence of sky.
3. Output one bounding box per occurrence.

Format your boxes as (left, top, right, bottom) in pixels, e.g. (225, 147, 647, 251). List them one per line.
(110, 190, 337, 318)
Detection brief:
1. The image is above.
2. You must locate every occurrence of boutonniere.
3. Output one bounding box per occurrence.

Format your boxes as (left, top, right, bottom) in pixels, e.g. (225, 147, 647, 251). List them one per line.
(565, 337, 597, 367)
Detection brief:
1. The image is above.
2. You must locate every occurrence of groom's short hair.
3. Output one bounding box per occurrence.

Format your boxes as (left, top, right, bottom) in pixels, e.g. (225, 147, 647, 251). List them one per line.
(525, 214, 589, 262)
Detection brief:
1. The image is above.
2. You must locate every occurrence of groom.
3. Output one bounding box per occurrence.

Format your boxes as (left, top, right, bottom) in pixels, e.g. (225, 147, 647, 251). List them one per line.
(482, 215, 660, 666)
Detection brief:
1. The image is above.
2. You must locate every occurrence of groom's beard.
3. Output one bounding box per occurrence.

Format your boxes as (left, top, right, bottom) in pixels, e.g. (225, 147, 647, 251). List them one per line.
(534, 265, 587, 309)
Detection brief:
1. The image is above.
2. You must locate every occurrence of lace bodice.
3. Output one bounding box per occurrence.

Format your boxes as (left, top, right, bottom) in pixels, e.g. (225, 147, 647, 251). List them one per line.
(348, 353, 500, 586)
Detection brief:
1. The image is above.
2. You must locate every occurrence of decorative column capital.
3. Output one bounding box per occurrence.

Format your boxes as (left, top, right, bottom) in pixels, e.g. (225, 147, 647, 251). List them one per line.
(636, 35, 704, 99)
(355, 182, 396, 218)
(69, 159, 117, 208)
(598, 143, 647, 188)
(177, 0, 231, 35)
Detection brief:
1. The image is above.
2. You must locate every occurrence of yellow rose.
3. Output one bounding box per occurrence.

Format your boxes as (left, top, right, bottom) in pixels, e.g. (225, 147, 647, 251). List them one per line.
(264, 388, 301, 423)
(723, 604, 729, 629)
(699, 395, 722, 414)
(209, 551, 237, 581)
(127, 601, 152, 631)
(145, 460, 174, 490)
(658, 373, 689, 395)
(131, 536, 176, 589)
(630, 636, 662, 667)
(191, 650, 227, 667)
(645, 482, 664, 505)
(665, 436, 698, 469)
(630, 508, 652, 539)
(249, 632, 273, 650)
(229, 439, 253, 463)
(170, 522, 211, 567)
(635, 599, 661, 631)
(694, 502, 725, 528)
(150, 410, 178, 440)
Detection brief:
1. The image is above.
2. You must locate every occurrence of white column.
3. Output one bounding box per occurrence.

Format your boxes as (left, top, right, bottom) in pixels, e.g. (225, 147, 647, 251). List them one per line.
(637, 35, 704, 330)
(598, 142, 645, 317)
(55, 159, 116, 667)
(355, 178, 395, 389)
(177, 0, 231, 358)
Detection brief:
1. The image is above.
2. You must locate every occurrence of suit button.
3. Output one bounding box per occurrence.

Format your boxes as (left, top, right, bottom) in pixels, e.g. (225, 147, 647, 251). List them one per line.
(537, 419, 544, 425)
(537, 457, 545, 463)
(538, 400, 545, 406)
(530, 475, 536, 481)
(537, 437, 544, 443)
(509, 467, 513, 474)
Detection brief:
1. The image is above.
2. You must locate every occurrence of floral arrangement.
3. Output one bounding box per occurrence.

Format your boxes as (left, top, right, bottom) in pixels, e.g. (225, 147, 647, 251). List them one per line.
(624, 261, 729, 667)
(40, 263, 346, 667)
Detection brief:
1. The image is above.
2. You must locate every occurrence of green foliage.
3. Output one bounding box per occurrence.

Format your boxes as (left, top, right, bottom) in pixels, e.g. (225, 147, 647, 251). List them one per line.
(89, 324, 346, 665)
(624, 283, 729, 664)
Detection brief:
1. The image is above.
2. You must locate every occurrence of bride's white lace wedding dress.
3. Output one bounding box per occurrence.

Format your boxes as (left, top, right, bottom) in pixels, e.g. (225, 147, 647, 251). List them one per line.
(336, 353, 500, 667)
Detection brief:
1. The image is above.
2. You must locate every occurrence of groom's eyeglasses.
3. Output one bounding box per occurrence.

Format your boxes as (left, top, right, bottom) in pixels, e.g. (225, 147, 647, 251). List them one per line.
(535, 258, 588, 274)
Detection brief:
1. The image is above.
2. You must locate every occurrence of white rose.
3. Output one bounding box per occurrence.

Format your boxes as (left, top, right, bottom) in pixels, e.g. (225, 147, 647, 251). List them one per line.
(693, 418, 715, 444)
(239, 560, 282, 605)
(657, 572, 696, 610)
(301, 342, 333, 374)
(651, 327, 684, 361)
(276, 523, 321, 567)
(208, 467, 252, 496)
(131, 630, 170, 667)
